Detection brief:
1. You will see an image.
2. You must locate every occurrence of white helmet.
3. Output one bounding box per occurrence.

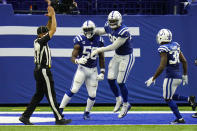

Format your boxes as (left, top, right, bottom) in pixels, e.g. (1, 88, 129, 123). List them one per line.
(156, 29, 172, 44)
(108, 11, 122, 29)
(82, 20, 96, 39)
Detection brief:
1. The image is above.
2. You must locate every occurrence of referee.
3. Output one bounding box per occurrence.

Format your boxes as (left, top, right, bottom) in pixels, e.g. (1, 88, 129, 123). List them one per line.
(19, 5, 71, 125)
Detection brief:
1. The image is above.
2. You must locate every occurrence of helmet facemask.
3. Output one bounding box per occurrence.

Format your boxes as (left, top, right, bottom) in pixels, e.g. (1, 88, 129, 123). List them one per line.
(82, 20, 96, 39)
(83, 27, 95, 39)
(108, 11, 122, 29)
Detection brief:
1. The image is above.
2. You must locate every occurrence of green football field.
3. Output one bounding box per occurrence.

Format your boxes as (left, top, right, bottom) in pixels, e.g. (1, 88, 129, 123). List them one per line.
(0, 106, 197, 131)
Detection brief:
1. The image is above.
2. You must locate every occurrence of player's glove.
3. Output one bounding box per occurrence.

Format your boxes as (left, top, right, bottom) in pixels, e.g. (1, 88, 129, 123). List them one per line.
(91, 48, 103, 58)
(75, 58, 87, 65)
(145, 77, 155, 87)
(97, 73, 104, 81)
(182, 75, 188, 86)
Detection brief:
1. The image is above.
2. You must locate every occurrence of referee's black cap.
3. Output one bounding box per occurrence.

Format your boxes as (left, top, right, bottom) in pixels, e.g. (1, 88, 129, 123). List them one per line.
(37, 26, 49, 35)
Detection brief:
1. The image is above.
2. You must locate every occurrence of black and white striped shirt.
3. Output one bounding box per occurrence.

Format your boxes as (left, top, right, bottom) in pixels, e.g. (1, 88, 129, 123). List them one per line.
(34, 33, 51, 68)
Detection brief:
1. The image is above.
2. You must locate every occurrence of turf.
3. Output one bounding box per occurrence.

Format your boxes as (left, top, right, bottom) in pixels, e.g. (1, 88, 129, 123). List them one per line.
(0, 106, 196, 131)
(0, 125, 197, 131)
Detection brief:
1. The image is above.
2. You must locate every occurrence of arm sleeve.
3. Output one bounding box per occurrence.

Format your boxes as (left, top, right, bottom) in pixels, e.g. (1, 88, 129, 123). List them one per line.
(37, 33, 50, 45)
(95, 28, 106, 35)
(73, 35, 82, 46)
(158, 45, 169, 53)
(99, 37, 104, 47)
(117, 27, 130, 38)
(100, 37, 127, 52)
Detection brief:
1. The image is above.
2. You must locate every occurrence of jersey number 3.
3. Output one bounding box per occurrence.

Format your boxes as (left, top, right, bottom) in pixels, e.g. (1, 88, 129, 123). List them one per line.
(169, 50, 180, 64)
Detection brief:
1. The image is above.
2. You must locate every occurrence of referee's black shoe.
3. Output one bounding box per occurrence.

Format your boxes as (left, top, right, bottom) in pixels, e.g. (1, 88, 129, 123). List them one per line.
(188, 96, 196, 111)
(55, 118, 72, 125)
(19, 116, 34, 125)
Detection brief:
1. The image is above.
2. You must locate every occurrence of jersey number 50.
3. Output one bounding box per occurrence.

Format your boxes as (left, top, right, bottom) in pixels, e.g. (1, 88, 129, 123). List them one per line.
(82, 46, 97, 60)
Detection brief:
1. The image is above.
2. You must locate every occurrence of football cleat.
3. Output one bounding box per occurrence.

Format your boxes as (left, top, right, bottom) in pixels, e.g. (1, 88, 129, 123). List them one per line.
(83, 111, 90, 120)
(19, 116, 34, 125)
(188, 96, 196, 111)
(113, 97, 123, 113)
(171, 118, 185, 124)
(118, 102, 131, 118)
(192, 113, 197, 118)
(55, 118, 72, 125)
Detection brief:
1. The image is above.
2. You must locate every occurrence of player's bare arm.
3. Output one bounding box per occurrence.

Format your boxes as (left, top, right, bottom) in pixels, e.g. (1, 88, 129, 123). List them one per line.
(45, 6, 56, 38)
(179, 52, 187, 75)
(152, 52, 167, 81)
(71, 44, 80, 64)
(98, 52, 105, 73)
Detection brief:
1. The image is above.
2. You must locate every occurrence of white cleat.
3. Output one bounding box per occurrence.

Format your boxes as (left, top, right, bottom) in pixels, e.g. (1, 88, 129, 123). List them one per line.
(118, 102, 131, 118)
(113, 97, 123, 113)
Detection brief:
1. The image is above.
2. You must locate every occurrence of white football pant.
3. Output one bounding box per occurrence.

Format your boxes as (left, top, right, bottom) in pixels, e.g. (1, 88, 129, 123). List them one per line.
(107, 53, 135, 84)
(70, 65, 98, 98)
(163, 78, 182, 100)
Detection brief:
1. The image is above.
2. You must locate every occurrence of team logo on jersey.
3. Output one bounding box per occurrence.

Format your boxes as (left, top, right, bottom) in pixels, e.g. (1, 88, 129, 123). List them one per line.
(82, 41, 85, 44)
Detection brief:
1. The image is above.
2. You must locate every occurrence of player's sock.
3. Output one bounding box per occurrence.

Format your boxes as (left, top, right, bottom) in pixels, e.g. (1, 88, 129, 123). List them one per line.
(118, 83, 128, 102)
(166, 100, 182, 119)
(173, 94, 188, 101)
(59, 90, 74, 108)
(85, 97, 95, 112)
(108, 79, 120, 97)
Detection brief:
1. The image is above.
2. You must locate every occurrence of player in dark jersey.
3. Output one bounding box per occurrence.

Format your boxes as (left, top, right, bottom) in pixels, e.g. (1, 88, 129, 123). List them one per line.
(59, 20, 105, 120)
(145, 29, 196, 124)
(91, 11, 135, 118)
(19, 1, 71, 125)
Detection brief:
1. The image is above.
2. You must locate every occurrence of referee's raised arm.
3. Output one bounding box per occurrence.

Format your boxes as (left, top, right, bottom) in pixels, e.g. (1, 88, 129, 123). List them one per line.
(45, 5, 56, 38)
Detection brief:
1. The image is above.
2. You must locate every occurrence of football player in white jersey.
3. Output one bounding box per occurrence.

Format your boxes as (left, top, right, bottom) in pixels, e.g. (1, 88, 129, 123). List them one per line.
(145, 29, 196, 124)
(59, 20, 105, 120)
(91, 11, 135, 118)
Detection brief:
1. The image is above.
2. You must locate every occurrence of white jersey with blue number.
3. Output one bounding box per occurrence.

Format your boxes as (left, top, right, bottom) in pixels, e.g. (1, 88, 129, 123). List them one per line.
(158, 42, 181, 78)
(104, 22, 133, 55)
(73, 34, 104, 68)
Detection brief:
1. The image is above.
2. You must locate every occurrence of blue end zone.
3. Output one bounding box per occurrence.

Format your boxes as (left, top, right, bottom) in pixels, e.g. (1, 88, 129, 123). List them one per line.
(0, 112, 196, 125)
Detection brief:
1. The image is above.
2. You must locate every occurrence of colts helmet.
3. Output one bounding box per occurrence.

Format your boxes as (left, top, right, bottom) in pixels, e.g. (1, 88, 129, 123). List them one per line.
(156, 29, 172, 44)
(108, 11, 122, 29)
(82, 20, 96, 39)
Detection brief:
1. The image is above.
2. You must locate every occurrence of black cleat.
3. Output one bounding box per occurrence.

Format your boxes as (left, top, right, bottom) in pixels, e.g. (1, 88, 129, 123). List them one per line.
(171, 118, 185, 124)
(192, 113, 197, 118)
(188, 96, 196, 111)
(83, 111, 90, 120)
(55, 118, 72, 125)
(19, 116, 34, 125)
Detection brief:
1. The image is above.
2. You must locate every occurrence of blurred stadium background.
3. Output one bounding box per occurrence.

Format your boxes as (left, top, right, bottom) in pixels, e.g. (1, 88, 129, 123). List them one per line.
(0, 0, 197, 130)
